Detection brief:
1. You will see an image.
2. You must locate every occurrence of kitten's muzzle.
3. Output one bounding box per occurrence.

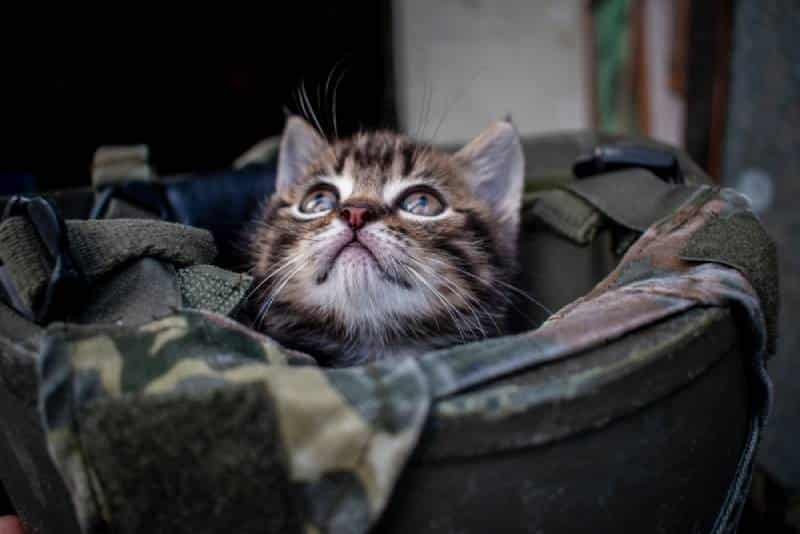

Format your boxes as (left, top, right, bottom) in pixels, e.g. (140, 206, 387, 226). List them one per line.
(330, 233, 380, 267)
(316, 227, 401, 286)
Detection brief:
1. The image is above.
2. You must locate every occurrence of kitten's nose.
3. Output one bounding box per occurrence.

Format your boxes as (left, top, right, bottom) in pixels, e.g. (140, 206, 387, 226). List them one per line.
(340, 206, 373, 230)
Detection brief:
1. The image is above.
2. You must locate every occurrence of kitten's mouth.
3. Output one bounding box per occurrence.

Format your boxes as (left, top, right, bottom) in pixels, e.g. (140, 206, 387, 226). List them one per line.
(338, 241, 378, 263)
(315, 238, 376, 282)
(317, 238, 408, 288)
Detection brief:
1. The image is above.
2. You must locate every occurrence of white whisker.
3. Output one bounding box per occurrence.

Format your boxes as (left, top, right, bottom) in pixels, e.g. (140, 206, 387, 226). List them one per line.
(301, 81, 325, 138)
(404, 263, 469, 343)
(423, 255, 552, 317)
(256, 261, 308, 326)
(330, 65, 348, 139)
(404, 255, 490, 339)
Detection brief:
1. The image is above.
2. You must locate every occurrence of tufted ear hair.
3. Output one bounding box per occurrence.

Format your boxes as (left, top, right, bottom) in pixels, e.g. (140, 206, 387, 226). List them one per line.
(454, 120, 525, 243)
(276, 116, 327, 199)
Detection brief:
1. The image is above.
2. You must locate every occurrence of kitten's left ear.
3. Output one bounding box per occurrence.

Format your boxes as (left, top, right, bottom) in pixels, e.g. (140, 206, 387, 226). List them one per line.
(276, 116, 327, 199)
(454, 120, 525, 236)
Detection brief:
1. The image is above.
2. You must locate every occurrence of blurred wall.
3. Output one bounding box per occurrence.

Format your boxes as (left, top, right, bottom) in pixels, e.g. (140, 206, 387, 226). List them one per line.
(393, 0, 589, 144)
(644, 0, 684, 147)
(723, 0, 800, 491)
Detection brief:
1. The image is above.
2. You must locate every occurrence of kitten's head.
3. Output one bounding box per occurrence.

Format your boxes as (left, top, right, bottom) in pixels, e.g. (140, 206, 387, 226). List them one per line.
(249, 116, 524, 365)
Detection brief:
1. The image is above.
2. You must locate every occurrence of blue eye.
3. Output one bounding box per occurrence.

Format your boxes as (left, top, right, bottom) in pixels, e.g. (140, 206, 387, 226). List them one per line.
(300, 186, 338, 214)
(399, 190, 445, 216)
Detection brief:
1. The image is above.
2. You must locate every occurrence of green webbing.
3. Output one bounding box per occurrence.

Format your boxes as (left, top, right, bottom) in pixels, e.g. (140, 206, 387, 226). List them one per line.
(177, 265, 253, 317)
(0, 217, 217, 314)
(523, 189, 602, 245)
(522, 170, 701, 246)
(92, 145, 154, 187)
(567, 169, 698, 232)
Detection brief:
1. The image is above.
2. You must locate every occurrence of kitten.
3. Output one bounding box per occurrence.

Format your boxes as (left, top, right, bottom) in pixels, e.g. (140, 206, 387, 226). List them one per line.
(248, 116, 524, 366)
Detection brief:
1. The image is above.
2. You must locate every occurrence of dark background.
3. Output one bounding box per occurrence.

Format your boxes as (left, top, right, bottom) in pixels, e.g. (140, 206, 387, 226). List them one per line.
(0, 4, 396, 191)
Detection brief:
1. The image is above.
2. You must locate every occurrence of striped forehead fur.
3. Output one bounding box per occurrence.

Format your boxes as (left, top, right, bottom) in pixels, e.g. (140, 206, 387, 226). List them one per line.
(308, 132, 460, 193)
(247, 121, 523, 366)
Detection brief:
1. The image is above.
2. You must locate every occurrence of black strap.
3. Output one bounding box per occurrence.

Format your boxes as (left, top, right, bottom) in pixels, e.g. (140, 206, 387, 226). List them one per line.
(0, 197, 87, 322)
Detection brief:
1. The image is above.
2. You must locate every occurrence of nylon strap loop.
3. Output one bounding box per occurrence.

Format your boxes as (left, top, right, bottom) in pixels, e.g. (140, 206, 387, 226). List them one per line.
(567, 168, 698, 232)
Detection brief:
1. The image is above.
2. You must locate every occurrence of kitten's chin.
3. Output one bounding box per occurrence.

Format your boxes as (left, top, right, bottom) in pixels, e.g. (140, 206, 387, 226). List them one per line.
(322, 240, 408, 289)
(336, 242, 378, 268)
(332, 246, 413, 292)
(323, 242, 377, 282)
(303, 244, 421, 328)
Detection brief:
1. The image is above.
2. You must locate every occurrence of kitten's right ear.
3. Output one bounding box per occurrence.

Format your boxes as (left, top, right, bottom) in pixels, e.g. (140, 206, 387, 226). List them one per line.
(276, 116, 326, 199)
(454, 120, 524, 236)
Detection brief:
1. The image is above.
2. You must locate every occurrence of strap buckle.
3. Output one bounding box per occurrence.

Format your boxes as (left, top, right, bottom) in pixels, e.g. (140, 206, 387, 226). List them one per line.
(0, 196, 87, 323)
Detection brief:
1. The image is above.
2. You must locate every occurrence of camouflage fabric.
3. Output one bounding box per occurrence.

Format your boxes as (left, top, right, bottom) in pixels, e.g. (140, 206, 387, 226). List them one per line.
(33, 186, 773, 534)
(39, 310, 429, 534)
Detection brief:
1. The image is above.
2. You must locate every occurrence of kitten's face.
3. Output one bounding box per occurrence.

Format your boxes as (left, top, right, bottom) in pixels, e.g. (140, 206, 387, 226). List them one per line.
(250, 117, 523, 366)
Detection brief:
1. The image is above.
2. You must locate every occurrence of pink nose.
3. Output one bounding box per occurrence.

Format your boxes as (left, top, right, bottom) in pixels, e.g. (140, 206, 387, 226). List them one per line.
(340, 206, 372, 230)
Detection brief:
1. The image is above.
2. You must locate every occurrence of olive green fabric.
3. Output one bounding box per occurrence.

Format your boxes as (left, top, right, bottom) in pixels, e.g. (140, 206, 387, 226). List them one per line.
(91, 145, 154, 187)
(67, 219, 217, 278)
(82, 382, 303, 533)
(521, 168, 704, 256)
(567, 168, 698, 232)
(680, 189, 779, 354)
(177, 264, 253, 317)
(515, 226, 618, 328)
(523, 190, 602, 245)
(0, 217, 217, 315)
(74, 259, 181, 326)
